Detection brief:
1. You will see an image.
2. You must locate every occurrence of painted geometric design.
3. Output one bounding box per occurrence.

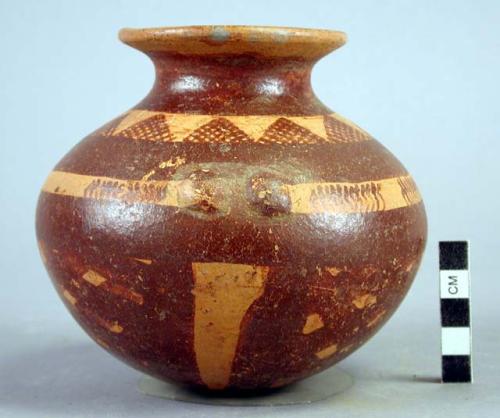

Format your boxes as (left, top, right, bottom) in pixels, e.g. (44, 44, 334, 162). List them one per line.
(99, 109, 374, 145)
(191, 262, 269, 389)
(118, 114, 173, 142)
(183, 118, 252, 143)
(259, 117, 328, 144)
(42, 170, 422, 214)
(397, 176, 420, 206)
(94, 116, 126, 137)
(324, 115, 372, 143)
(286, 175, 421, 214)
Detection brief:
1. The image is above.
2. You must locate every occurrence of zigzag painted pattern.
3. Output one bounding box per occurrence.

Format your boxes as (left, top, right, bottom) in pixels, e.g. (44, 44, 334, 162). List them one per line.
(97, 110, 374, 144)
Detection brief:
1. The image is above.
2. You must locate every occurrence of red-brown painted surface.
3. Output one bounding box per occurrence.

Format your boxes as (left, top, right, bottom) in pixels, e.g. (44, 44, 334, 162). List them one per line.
(36, 26, 427, 391)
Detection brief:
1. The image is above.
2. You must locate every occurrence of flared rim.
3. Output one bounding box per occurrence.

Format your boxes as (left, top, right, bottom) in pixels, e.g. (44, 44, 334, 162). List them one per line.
(119, 25, 347, 59)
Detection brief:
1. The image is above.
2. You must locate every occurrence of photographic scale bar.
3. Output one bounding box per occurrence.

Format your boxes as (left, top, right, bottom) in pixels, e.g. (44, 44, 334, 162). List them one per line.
(439, 241, 472, 383)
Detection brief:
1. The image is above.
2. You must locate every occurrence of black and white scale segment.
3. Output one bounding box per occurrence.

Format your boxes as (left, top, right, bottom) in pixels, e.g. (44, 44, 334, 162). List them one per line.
(439, 241, 472, 383)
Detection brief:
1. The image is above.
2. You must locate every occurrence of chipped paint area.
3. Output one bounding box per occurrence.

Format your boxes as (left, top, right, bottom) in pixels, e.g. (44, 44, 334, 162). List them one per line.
(95, 337, 110, 349)
(37, 240, 48, 264)
(352, 293, 377, 309)
(302, 313, 324, 335)
(108, 284, 144, 305)
(339, 344, 353, 354)
(362, 265, 378, 276)
(62, 289, 77, 305)
(316, 344, 338, 359)
(82, 270, 107, 286)
(132, 257, 153, 265)
(142, 156, 186, 181)
(270, 376, 297, 388)
(211, 26, 230, 42)
(159, 156, 186, 169)
(81, 269, 143, 304)
(326, 266, 343, 277)
(94, 316, 124, 333)
(310, 285, 338, 294)
(108, 322, 124, 333)
(367, 310, 386, 328)
(273, 29, 290, 43)
(405, 260, 417, 273)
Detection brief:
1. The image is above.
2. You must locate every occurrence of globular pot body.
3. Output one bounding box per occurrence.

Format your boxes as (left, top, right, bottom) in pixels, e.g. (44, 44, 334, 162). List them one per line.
(36, 26, 427, 391)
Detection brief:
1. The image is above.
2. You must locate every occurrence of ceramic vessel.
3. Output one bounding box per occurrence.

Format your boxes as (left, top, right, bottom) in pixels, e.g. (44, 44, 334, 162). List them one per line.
(36, 26, 427, 391)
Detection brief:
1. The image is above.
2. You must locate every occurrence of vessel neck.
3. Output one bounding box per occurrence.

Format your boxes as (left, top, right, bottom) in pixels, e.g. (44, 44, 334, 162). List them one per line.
(120, 26, 347, 116)
(138, 52, 330, 115)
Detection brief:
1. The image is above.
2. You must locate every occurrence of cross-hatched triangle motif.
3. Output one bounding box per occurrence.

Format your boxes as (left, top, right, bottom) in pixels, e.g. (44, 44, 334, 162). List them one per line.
(259, 118, 328, 144)
(323, 115, 372, 143)
(95, 115, 126, 137)
(183, 118, 252, 143)
(116, 114, 174, 142)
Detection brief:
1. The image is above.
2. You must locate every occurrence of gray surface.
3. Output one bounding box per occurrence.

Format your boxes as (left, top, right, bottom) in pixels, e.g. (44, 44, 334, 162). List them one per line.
(1, 0, 500, 416)
(138, 368, 353, 406)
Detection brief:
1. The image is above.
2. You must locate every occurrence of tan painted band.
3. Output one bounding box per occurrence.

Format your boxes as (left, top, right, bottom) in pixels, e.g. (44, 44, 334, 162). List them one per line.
(42, 170, 421, 214)
(285, 175, 421, 213)
(101, 109, 372, 144)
